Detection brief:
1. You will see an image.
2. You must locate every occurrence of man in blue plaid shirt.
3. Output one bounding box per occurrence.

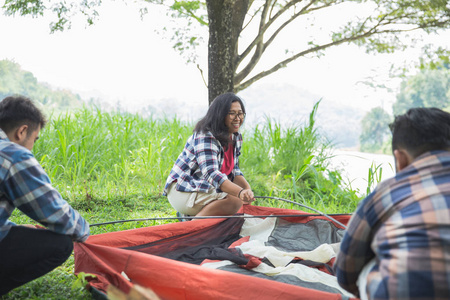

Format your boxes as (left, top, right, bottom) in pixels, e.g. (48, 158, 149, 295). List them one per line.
(0, 96, 90, 296)
(334, 107, 450, 300)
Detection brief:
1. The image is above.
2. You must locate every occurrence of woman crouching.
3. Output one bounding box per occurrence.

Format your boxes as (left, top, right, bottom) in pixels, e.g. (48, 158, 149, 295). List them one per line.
(163, 92, 255, 218)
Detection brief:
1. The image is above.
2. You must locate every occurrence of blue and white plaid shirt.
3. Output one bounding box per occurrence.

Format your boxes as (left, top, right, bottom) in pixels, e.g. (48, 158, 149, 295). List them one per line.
(334, 150, 450, 300)
(164, 131, 244, 195)
(0, 129, 90, 242)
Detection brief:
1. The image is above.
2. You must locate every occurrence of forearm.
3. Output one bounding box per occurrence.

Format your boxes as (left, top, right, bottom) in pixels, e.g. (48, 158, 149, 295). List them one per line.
(233, 175, 250, 189)
(220, 177, 254, 203)
(219, 179, 245, 198)
(9, 161, 90, 241)
(22, 195, 90, 242)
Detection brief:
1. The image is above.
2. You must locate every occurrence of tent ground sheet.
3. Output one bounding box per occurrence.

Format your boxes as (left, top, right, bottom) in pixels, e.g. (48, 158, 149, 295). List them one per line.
(74, 205, 355, 300)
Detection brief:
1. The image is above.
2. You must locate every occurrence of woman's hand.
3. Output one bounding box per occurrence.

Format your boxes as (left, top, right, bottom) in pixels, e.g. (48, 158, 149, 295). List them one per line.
(238, 188, 255, 204)
(219, 178, 255, 204)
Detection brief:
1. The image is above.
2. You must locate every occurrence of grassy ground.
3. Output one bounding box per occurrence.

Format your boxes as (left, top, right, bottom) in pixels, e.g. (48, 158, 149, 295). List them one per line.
(3, 106, 364, 299)
(5, 196, 173, 300)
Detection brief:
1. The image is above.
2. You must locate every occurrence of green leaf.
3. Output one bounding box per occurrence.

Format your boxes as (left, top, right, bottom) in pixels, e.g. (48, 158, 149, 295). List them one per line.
(71, 272, 97, 290)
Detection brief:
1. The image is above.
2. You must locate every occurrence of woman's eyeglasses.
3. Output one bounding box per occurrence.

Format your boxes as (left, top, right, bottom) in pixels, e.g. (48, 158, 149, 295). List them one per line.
(228, 112, 246, 119)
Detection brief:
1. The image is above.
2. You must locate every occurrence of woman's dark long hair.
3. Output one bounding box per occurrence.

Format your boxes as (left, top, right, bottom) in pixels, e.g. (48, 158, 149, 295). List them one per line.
(194, 92, 246, 150)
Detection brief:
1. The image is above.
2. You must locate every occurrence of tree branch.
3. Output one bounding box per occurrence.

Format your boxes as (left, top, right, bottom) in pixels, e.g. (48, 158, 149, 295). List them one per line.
(269, 0, 278, 18)
(184, 8, 208, 26)
(236, 0, 305, 67)
(258, 0, 272, 39)
(232, 0, 250, 65)
(242, 3, 263, 32)
(197, 64, 208, 88)
(264, 0, 330, 58)
(235, 0, 323, 83)
(234, 26, 426, 92)
(233, 0, 271, 76)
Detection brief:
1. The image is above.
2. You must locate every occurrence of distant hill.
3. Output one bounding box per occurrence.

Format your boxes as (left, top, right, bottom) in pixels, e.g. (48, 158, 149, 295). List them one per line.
(240, 83, 364, 148)
(0, 59, 86, 113)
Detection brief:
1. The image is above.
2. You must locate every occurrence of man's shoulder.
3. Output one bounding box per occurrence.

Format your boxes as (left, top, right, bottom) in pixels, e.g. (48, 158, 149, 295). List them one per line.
(362, 176, 394, 200)
(0, 139, 34, 165)
(358, 176, 398, 213)
(375, 151, 450, 191)
(414, 150, 450, 169)
(364, 151, 450, 214)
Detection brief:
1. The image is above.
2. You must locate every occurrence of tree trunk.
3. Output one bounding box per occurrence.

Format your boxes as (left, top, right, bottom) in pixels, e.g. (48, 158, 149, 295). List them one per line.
(206, 0, 248, 105)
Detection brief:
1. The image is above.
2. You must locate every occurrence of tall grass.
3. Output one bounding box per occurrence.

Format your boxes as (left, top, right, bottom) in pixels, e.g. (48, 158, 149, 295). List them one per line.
(241, 101, 360, 213)
(30, 103, 359, 214)
(33, 108, 192, 205)
(242, 102, 322, 176)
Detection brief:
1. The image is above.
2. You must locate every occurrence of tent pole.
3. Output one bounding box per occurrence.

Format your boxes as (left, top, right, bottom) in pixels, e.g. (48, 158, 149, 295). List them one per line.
(254, 196, 348, 229)
(90, 196, 349, 229)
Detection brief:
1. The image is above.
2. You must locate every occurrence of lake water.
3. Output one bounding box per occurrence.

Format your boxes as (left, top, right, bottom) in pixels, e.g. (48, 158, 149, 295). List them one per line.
(328, 150, 395, 196)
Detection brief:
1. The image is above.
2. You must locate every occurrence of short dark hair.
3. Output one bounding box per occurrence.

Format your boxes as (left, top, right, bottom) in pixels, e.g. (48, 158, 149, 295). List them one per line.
(194, 92, 246, 149)
(389, 107, 450, 158)
(0, 95, 47, 135)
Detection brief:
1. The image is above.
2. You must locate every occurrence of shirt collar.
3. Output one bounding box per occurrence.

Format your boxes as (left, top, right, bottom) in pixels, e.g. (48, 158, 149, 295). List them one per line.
(0, 128, 8, 140)
(414, 150, 450, 162)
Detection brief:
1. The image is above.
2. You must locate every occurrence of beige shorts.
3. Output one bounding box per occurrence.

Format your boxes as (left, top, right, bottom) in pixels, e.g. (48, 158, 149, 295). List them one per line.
(167, 183, 228, 216)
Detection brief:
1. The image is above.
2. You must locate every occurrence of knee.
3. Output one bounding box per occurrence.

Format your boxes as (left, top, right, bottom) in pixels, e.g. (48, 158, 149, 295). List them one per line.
(54, 235, 74, 264)
(224, 196, 243, 215)
(62, 235, 74, 256)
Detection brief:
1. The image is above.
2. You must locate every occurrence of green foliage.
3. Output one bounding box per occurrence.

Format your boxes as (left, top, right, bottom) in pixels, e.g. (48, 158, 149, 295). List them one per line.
(243, 101, 323, 175)
(359, 107, 392, 153)
(241, 101, 360, 212)
(32, 109, 192, 204)
(366, 162, 384, 196)
(360, 50, 450, 154)
(26, 102, 359, 213)
(3, 262, 91, 299)
(418, 46, 450, 70)
(72, 272, 96, 290)
(0, 59, 84, 112)
(2, 0, 45, 16)
(170, 1, 207, 26)
(3, 0, 102, 33)
(393, 68, 450, 115)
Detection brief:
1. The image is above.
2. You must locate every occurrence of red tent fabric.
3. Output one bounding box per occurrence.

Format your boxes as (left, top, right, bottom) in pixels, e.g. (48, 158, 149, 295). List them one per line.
(74, 205, 356, 300)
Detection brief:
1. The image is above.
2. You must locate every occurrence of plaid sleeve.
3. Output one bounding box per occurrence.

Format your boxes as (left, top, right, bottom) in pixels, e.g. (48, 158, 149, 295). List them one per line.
(336, 152, 450, 299)
(194, 134, 228, 189)
(2, 151, 90, 242)
(334, 192, 376, 296)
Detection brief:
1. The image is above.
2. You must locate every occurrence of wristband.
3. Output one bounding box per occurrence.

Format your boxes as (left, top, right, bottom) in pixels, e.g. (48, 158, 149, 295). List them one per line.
(238, 188, 245, 199)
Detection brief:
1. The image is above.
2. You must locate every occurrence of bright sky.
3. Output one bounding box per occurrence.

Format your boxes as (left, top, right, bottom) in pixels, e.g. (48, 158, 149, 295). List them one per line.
(0, 1, 448, 113)
(0, 1, 208, 107)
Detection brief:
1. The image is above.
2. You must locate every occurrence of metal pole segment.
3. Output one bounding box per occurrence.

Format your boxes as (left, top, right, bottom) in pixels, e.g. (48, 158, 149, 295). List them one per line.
(254, 196, 348, 229)
(90, 214, 323, 227)
(90, 196, 349, 229)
